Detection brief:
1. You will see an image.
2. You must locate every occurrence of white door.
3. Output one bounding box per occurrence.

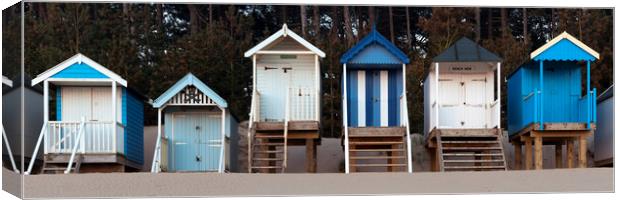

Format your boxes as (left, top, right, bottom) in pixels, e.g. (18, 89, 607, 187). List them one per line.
(61, 87, 92, 121)
(463, 75, 487, 128)
(438, 74, 463, 128)
(258, 65, 290, 122)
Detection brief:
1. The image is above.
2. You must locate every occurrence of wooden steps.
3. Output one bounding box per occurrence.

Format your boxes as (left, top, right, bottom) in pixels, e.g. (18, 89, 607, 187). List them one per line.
(40, 154, 83, 174)
(435, 132, 507, 172)
(347, 128, 408, 173)
(249, 128, 287, 173)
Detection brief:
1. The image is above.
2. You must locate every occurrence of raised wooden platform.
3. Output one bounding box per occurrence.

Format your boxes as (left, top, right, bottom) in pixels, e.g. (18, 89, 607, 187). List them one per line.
(509, 123, 595, 170)
(426, 128, 500, 148)
(426, 128, 506, 172)
(346, 127, 408, 172)
(255, 121, 319, 131)
(348, 127, 406, 137)
(43, 153, 142, 174)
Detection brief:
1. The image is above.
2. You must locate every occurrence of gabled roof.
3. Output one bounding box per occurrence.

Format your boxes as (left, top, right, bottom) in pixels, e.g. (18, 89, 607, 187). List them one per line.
(433, 37, 502, 62)
(152, 73, 228, 108)
(31, 53, 127, 87)
(530, 32, 600, 61)
(2, 76, 12, 87)
(340, 25, 410, 64)
(244, 24, 325, 57)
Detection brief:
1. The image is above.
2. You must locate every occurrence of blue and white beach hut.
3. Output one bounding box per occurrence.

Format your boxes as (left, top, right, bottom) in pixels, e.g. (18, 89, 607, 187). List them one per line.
(25, 54, 145, 174)
(151, 73, 238, 173)
(507, 32, 599, 170)
(341, 26, 412, 173)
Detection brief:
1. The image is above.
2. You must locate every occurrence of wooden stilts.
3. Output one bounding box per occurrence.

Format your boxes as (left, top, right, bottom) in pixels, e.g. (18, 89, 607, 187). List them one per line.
(349, 144, 356, 173)
(513, 142, 522, 170)
(555, 144, 562, 168)
(534, 135, 543, 170)
(567, 139, 574, 168)
(524, 137, 532, 170)
(578, 135, 587, 168)
(430, 147, 437, 172)
(306, 139, 317, 173)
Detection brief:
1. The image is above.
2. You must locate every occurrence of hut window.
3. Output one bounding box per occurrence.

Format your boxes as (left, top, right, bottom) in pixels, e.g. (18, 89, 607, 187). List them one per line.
(280, 55, 297, 59)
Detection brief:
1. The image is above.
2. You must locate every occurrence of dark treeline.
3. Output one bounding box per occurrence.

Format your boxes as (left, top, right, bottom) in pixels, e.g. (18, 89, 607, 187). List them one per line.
(2, 4, 613, 137)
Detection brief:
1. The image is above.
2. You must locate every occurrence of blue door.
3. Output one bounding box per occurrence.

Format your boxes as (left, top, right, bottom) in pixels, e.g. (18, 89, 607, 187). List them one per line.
(171, 113, 222, 172)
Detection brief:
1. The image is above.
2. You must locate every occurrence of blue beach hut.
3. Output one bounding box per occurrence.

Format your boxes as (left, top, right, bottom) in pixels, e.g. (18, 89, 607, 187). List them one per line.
(341, 26, 412, 173)
(25, 53, 145, 174)
(151, 73, 238, 173)
(507, 32, 599, 170)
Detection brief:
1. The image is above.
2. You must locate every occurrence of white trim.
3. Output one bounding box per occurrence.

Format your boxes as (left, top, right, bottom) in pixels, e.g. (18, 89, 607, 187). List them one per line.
(315, 55, 320, 121)
(46, 78, 114, 83)
(530, 31, 600, 59)
(342, 64, 349, 174)
(403, 63, 413, 173)
(496, 62, 501, 129)
(111, 81, 117, 153)
(219, 108, 226, 173)
(357, 71, 366, 127)
(31, 53, 128, 87)
(434, 63, 439, 130)
(43, 80, 49, 154)
(380, 70, 389, 127)
(244, 24, 325, 58)
(2, 76, 13, 87)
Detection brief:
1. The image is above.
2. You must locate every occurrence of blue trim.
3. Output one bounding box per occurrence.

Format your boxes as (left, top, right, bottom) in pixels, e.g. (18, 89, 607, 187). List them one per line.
(348, 70, 358, 127)
(539, 61, 544, 130)
(365, 71, 374, 126)
(122, 88, 127, 125)
(56, 86, 62, 120)
(51, 63, 108, 79)
(532, 39, 597, 61)
(153, 73, 228, 108)
(340, 25, 410, 64)
(587, 61, 591, 129)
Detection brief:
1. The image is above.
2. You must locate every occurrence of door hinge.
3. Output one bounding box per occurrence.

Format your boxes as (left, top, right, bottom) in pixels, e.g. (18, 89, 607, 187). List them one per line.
(264, 66, 277, 70)
(282, 67, 292, 73)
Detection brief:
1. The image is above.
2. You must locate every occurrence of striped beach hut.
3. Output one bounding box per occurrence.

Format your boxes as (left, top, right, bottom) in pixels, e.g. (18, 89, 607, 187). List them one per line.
(341, 25, 412, 173)
(507, 32, 599, 170)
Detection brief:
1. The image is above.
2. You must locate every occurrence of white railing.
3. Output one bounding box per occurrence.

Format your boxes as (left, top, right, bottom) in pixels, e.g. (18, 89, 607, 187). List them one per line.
(401, 93, 413, 173)
(490, 100, 500, 128)
(282, 87, 290, 172)
(247, 90, 260, 172)
(288, 86, 317, 121)
(46, 121, 124, 154)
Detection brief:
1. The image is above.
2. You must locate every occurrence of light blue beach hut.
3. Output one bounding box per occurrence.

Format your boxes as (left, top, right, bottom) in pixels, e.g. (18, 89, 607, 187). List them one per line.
(25, 53, 145, 174)
(507, 32, 599, 170)
(340, 26, 412, 173)
(151, 73, 238, 173)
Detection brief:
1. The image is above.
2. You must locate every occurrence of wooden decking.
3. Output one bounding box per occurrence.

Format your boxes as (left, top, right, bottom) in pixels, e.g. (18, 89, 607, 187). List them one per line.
(42, 153, 142, 174)
(255, 121, 320, 131)
(509, 123, 595, 170)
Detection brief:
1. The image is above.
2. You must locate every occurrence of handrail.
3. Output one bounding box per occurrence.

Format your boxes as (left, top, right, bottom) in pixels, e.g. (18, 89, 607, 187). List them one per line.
(402, 92, 413, 173)
(282, 87, 290, 172)
(2, 126, 19, 173)
(247, 89, 258, 173)
(151, 108, 163, 173)
(65, 118, 86, 174)
(25, 122, 48, 175)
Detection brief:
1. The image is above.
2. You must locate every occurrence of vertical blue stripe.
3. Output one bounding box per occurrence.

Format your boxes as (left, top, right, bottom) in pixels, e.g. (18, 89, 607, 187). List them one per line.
(365, 70, 374, 126)
(56, 86, 62, 120)
(387, 70, 397, 126)
(372, 70, 381, 126)
(348, 70, 358, 127)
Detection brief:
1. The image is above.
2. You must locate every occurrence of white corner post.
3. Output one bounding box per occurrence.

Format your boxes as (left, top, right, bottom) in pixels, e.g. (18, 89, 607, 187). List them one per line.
(43, 80, 49, 154)
(403, 63, 412, 173)
(252, 55, 257, 90)
(343, 64, 349, 174)
(497, 62, 501, 130)
(152, 107, 163, 173)
(315, 54, 320, 121)
(112, 81, 117, 153)
(219, 108, 226, 173)
(434, 63, 439, 129)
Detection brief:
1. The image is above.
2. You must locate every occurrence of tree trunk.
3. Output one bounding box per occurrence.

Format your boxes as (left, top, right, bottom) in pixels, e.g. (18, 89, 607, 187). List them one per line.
(487, 8, 493, 39)
(188, 5, 199, 35)
(500, 8, 508, 37)
(209, 4, 213, 27)
(405, 7, 412, 48)
(300, 6, 307, 37)
(368, 6, 375, 27)
(389, 7, 395, 43)
(156, 4, 163, 30)
(343, 6, 353, 46)
(313, 6, 320, 37)
(281, 5, 287, 25)
(475, 7, 481, 42)
(523, 8, 528, 44)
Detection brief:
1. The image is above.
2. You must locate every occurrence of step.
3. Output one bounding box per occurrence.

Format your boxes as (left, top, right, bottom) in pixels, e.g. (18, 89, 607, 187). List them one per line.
(349, 141, 404, 145)
(350, 163, 407, 167)
(42, 167, 75, 171)
(253, 143, 284, 146)
(443, 165, 506, 170)
(442, 147, 502, 150)
(253, 150, 284, 154)
(349, 148, 405, 152)
(443, 153, 504, 157)
(251, 166, 284, 169)
(255, 134, 285, 139)
(252, 158, 284, 161)
(441, 141, 499, 144)
(350, 156, 406, 160)
(443, 159, 505, 163)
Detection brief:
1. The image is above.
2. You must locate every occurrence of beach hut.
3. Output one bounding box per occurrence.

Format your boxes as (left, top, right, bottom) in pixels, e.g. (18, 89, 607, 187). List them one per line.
(507, 32, 598, 170)
(25, 54, 145, 174)
(2, 75, 20, 173)
(150, 73, 238, 173)
(244, 24, 325, 173)
(341, 26, 412, 173)
(594, 84, 613, 167)
(423, 37, 507, 172)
